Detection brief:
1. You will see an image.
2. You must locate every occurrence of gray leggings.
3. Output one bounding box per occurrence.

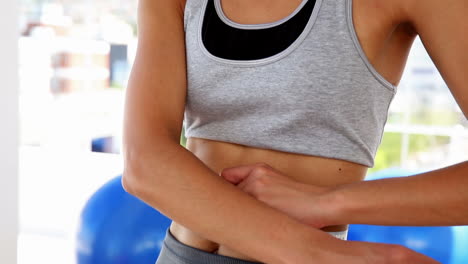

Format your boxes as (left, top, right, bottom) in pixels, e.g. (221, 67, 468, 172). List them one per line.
(155, 228, 263, 264)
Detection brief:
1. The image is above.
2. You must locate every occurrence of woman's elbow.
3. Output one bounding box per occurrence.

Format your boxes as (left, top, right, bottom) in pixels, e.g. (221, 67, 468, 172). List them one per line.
(121, 158, 169, 213)
(121, 141, 181, 196)
(121, 168, 138, 195)
(121, 145, 153, 196)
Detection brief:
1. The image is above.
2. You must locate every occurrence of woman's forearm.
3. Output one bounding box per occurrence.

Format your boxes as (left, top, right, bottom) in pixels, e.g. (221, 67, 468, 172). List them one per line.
(325, 161, 468, 226)
(122, 142, 338, 264)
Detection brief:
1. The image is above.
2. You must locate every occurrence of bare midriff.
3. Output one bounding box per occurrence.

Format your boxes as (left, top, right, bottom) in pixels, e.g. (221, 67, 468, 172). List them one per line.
(169, 136, 369, 262)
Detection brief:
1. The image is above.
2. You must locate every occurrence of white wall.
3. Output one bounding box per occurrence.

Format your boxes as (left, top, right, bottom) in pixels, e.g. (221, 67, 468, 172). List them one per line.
(0, 0, 19, 263)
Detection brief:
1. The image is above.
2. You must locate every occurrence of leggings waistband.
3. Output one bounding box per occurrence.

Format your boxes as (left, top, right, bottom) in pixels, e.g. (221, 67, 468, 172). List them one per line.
(159, 228, 263, 264)
(158, 227, 348, 264)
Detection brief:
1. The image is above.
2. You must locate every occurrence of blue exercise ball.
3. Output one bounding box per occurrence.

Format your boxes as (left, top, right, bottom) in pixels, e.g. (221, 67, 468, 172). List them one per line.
(76, 175, 172, 264)
(348, 167, 468, 264)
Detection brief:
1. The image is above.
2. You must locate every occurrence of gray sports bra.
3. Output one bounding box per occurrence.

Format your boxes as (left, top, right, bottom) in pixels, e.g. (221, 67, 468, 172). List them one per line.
(182, 0, 397, 167)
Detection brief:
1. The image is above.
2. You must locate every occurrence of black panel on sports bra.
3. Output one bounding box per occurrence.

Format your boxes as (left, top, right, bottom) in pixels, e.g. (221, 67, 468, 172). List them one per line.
(201, 0, 317, 60)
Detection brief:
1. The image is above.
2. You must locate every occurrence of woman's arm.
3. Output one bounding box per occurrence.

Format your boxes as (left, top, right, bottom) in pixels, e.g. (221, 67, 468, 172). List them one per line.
(219, 161, 468, 228)
(327, 161, 468, 226)
(330, 0, 468, 227)
(121, 1, 364, 263)
(405, 0, 468, 118)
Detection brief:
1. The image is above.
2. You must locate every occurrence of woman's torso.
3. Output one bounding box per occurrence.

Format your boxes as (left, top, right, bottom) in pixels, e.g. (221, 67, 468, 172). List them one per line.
(170, 137, 369, 261)
(170, 0, 417, 261)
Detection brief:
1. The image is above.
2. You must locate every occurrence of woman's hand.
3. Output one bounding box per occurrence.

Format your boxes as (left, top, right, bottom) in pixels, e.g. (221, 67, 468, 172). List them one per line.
(219, 162, 334, 228)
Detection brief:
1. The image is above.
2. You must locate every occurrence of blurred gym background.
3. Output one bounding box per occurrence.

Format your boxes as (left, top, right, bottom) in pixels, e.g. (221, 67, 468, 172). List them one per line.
(2, 0, 468, 263)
